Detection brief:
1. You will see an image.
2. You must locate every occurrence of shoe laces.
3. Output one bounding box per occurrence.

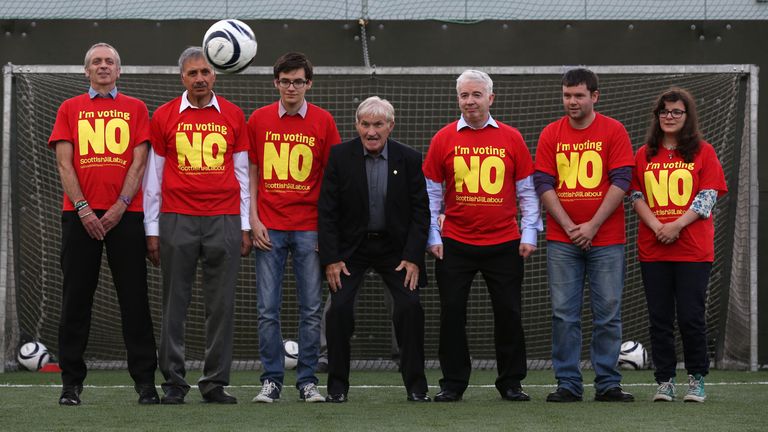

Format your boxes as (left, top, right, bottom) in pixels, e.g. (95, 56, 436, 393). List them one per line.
(657, 381, 675, 395)
(302, 383, 319, 397)
(688, 375, 703, 393)
(260, 380, 278, 396)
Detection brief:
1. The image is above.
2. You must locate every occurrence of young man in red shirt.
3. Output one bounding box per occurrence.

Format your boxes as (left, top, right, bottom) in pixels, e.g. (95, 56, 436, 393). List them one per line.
(144, 47, 251, 405)
(247, 52, 340, 403)
(534, 68, 635, 403)
(49, 42, 158, 406)
(423, 70, 542, 402)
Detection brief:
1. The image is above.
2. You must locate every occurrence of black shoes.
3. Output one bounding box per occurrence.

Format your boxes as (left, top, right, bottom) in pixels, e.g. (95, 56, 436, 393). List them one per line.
(546, 387, 582, 402)
(325, 393, 348, 403)
(434, 389, 462, 402)
(407, 392, 431, 402)
(501, 387, 531, 402)
(58, 385, 83, 406)
(202, 387, 238, 404)
(60, 383, 161, 405)
(595, 387, 635, 402)
(161, 386, 187, 405)
(136, 384, 160, 405)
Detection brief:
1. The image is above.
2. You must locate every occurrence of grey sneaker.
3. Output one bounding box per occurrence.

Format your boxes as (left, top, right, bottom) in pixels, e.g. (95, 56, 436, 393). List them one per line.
(683, 374, 706, 403)
(299, 383, 325, 403)
(653, 379, 676, 402)
(253, 379, 281, 403)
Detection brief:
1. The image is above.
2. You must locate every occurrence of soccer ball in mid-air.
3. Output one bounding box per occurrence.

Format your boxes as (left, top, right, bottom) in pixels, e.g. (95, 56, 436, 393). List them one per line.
(618, 340, 648, 370)
(17, 341, 51, 371)
(202, 19, 257, 74)
(283, 339, 299, 370)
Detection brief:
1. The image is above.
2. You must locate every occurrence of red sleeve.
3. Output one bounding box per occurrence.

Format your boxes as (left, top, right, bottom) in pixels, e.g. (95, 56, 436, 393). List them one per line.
(247, 111, 260, 165)
(534, 124, 557, 176)
(607, 121, 635, 170)
(149, 106, 168, 157)
(422, 132, 446, 183)
(698, 142, 728, 196)
(630, 146, 646, 192)
(133, 100, 151, 146)
(511, 129, 534, 181)
(48, 98, 74, 148)
(320, 112, 341, 167)
(232, 106, 250, 153)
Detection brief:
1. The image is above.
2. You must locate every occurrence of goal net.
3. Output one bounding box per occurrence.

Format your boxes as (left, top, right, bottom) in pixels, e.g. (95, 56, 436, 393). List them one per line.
(0, 64, 758, 371)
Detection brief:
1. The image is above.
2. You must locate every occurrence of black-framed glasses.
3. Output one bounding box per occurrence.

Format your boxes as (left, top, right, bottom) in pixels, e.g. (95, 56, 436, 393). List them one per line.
(277, 79, 308, 89)
(659, 109, 686, 119)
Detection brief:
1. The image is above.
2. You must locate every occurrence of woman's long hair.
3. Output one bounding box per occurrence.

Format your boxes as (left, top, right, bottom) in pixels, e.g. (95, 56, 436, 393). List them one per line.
(645, 88, 702, 163)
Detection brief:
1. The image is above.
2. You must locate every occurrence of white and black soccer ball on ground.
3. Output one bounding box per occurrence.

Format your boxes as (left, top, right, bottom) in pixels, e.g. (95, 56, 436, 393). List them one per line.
(17, 341, 51, 371)
(283, 339, 299, 370)
(618, 340, 648, 370)
(202, 19, 257, 74)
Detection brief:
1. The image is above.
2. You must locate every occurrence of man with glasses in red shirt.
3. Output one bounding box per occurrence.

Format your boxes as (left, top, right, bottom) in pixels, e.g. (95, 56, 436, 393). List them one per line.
(247, 52, 341, 403)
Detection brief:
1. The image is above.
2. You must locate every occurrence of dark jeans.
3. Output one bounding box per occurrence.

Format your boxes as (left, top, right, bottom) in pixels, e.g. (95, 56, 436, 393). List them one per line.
(640, 261, 711, 382)
(58, 211, 157, 387)
(436, 237, 527, 395)
(326, 235, 427, 396)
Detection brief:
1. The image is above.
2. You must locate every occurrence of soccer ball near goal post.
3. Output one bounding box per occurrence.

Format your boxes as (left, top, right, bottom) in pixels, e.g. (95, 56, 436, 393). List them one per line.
(17, 341, 51, 371)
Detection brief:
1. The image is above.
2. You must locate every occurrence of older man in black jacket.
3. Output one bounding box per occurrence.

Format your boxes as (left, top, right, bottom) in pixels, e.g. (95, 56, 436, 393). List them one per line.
(318, 96, 430, 403)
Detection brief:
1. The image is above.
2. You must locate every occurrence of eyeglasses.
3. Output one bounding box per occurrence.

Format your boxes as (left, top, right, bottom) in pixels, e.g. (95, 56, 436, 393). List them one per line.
(658, 109, 686, 119)
(277, 79, 308, 89)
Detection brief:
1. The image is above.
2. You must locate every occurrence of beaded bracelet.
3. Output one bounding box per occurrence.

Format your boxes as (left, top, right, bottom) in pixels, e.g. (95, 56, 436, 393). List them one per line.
(78, 211, 94, 219)
(74, 200, 89, 212)
(118, 195, 131, 206)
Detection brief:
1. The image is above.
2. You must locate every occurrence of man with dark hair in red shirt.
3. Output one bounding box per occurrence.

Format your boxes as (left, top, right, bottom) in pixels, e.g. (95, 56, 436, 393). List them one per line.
(144, 46, 252, 405)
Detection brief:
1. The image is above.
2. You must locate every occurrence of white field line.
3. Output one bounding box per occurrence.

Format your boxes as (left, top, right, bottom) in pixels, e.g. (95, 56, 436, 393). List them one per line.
(3, 382, 768, 389)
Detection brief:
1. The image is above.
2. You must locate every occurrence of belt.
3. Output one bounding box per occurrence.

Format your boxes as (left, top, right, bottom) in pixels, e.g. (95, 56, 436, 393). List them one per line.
(366, 231, 388, 239)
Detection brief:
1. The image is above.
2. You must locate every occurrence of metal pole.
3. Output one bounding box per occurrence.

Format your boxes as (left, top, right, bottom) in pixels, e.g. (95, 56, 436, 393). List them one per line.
(0, 64, 15, 373)
(749, 64, 760, 372)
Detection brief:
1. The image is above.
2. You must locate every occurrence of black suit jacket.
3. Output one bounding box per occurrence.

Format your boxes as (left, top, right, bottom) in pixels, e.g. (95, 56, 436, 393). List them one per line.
(318, 137, 430, 287)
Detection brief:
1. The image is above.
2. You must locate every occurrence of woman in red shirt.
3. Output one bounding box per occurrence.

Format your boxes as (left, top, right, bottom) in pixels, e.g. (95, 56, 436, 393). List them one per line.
(630, 88, 727, 404)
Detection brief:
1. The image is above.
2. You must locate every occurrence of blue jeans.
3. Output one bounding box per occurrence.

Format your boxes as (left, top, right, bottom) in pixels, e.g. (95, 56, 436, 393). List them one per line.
(255, 230, 322, 389)
(547, 241, 624, 396)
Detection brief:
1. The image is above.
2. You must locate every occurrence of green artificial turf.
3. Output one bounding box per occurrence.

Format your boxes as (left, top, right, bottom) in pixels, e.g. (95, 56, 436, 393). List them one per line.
(1, 369, 767, 431)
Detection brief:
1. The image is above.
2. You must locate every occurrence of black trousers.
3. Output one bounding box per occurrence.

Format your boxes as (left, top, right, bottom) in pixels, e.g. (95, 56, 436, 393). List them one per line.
(326, 236, 428, 396)
(436, 237, 527, 395)
(640, 261, 711, 382)
(58, 211, 157, 387)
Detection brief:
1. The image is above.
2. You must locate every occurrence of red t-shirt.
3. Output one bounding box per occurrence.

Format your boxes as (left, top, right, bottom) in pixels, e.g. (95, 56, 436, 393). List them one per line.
(48, 93, 150, 212)
(631, 142, 727, 262)
(248, 102, 340, 230)
(150, 95, 249, 216)
(423, 120, 534, 246)
(535, 113, 634, 246)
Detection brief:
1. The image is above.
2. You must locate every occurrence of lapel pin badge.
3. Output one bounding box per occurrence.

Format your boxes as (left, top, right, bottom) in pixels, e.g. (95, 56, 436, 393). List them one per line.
(393, 170, 398, 175)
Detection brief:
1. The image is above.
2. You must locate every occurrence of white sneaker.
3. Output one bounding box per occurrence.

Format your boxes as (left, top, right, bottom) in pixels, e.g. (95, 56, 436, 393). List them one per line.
(299, 383, 325, 403)
(253, 379, 280, 403)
